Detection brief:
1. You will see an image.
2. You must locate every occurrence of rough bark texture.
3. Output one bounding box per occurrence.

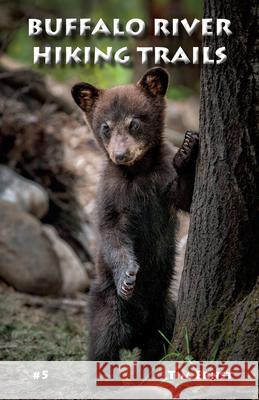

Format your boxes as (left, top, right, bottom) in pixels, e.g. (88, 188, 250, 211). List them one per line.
(172, 0, 259, 360)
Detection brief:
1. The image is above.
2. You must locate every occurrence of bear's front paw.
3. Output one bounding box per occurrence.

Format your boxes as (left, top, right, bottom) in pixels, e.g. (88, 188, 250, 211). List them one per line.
(173, 131, 199, 172)
(117, 269, 137, 300)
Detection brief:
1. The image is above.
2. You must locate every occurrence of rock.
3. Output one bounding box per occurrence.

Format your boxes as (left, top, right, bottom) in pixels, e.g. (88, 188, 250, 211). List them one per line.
(42, 225, 90, 294)
(0, 165, 49, 219)
(0, 200, 62, 295)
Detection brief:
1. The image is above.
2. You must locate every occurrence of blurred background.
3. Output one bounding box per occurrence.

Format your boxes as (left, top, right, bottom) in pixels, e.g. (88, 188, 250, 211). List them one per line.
(0, 0, 201, 361)
(1, 0, 202, 95)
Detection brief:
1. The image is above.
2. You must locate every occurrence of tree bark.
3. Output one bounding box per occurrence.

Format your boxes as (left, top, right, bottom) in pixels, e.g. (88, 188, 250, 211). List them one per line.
(172, 0, 259, 360)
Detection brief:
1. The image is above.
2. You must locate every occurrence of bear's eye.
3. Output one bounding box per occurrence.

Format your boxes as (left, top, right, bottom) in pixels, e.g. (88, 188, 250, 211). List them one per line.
(129, 118, 141, 132)
(100, 122, 111, 139)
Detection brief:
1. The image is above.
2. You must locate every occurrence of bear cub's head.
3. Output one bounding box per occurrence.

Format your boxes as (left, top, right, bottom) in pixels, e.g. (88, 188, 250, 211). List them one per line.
(71, 67, 169, 166)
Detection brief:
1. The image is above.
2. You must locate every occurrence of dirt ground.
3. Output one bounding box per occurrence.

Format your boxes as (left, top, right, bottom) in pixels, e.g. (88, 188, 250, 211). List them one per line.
(0, 282, 88, 361)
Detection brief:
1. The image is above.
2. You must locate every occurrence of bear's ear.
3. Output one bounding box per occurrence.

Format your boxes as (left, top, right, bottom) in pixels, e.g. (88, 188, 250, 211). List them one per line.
(71, 82, 101, 113)
(137, 67, 169, 97)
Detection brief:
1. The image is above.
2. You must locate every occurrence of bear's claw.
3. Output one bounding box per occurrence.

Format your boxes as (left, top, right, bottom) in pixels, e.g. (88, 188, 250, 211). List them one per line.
(173, 130, 199, 172)
(118, 269, 137, 300)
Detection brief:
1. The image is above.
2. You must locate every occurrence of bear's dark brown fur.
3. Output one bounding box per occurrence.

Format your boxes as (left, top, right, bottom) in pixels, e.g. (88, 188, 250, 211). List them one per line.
(72, 68, 198, 360)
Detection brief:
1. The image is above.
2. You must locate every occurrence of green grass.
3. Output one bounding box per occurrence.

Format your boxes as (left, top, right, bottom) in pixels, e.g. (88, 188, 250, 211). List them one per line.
(159, 327, 194, 361)
(0, 287, 88, 361)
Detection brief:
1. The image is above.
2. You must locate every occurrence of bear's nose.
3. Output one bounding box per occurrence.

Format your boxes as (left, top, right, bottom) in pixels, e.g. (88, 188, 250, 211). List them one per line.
(115, 151, 128, 163)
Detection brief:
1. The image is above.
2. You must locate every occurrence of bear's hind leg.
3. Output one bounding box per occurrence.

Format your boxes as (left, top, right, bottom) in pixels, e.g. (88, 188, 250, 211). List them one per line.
(88, 319, 120, 361)
(88, 287, 131, 361)
(140, 330, 167, 361)
(140, 299, 175, 361)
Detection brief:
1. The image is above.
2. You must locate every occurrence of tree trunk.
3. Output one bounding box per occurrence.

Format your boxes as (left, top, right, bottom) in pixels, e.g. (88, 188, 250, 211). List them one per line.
(172, 0, 259, 360)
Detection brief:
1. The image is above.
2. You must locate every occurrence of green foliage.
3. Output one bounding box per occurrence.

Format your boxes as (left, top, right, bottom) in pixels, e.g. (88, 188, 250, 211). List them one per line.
(184, 326, 194, 361)
(160, 327, 225, 362)
(167, 85, 195, 100)
(91, 0, 147, 23)
(7, 26, 34, 65)
(5, 0, 201, 92)
(158, 328, 194, 361)
(7, 23, 132, 85)
(183, 0, 203, 17)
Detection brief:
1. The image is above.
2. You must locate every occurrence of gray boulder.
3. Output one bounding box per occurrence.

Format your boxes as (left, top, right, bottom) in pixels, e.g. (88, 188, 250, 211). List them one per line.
(42, 225, 90, 294)
(0, 166, 49, 219)
(0, 200, 62, 295)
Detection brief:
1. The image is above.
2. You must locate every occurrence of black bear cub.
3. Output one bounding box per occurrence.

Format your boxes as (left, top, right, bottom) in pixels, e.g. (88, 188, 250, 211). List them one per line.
(72, 67, 198, 361)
